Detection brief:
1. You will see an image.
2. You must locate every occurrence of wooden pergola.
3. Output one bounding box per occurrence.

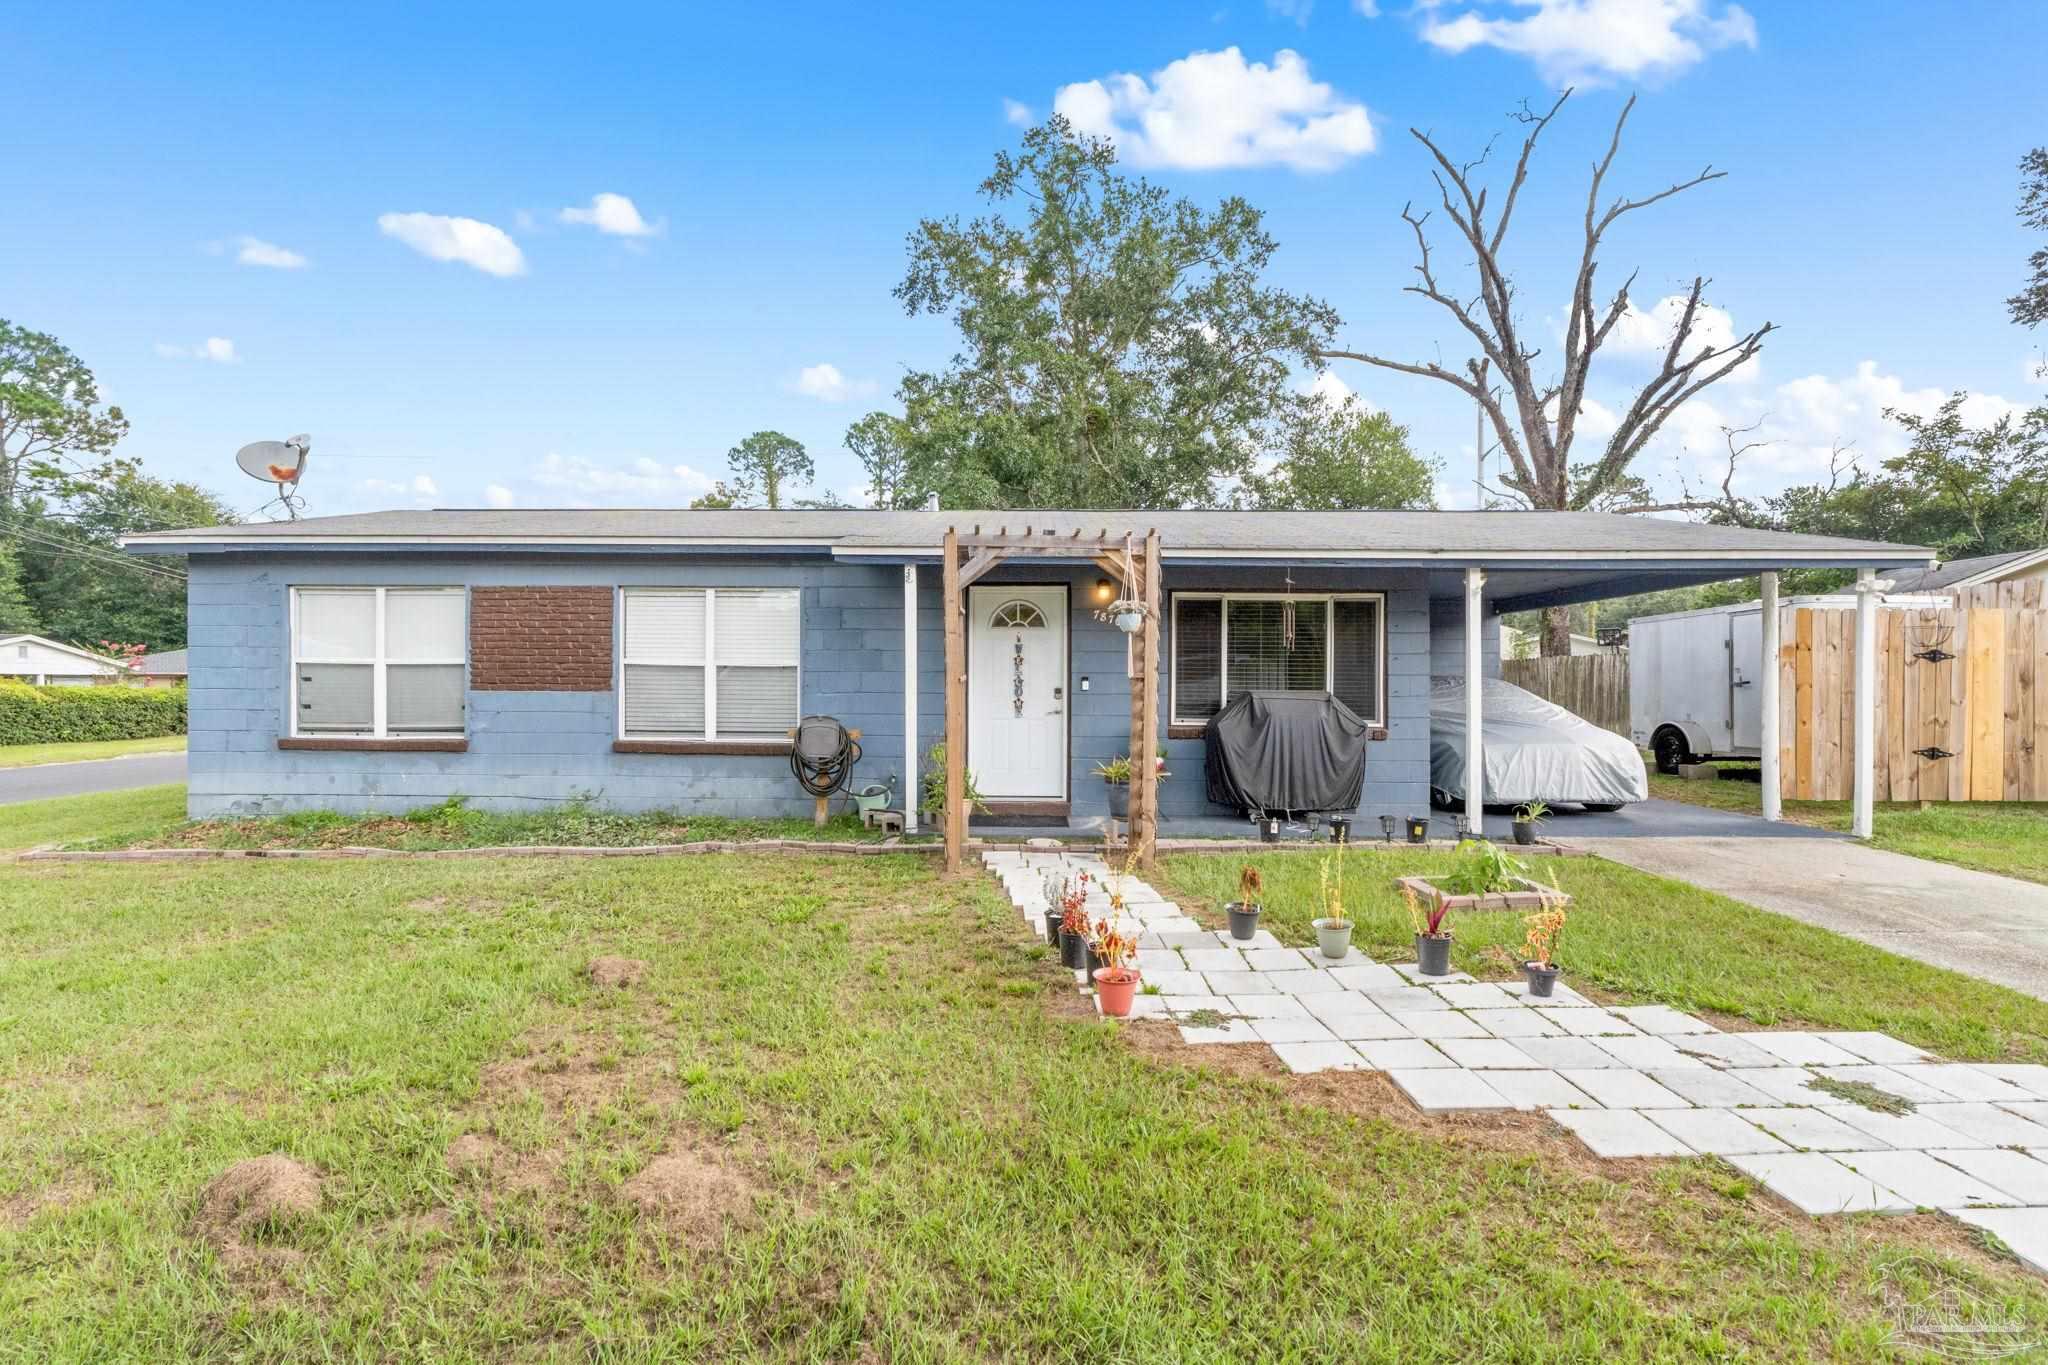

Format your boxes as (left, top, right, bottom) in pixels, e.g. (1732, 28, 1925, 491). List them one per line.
(941, 524, 1162, 873)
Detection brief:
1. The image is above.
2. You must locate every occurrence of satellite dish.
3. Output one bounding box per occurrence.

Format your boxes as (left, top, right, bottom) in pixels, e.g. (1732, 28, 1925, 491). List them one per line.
(236, 434, 309, 487)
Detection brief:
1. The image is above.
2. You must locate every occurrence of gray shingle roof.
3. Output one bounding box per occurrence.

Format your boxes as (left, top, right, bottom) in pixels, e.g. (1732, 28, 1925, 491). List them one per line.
(125, 507, 1929, 562)
(1878, 548, 2046, 591)
(137, 648, 188, 676)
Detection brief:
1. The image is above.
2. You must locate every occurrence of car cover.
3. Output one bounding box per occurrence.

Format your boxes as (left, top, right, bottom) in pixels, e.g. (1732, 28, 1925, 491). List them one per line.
(1429, 675, 1648, 806)
(1204, 690, 1370, 817)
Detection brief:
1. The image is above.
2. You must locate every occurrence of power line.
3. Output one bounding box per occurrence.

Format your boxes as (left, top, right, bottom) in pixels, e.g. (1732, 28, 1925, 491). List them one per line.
(0, 514, 189, 586)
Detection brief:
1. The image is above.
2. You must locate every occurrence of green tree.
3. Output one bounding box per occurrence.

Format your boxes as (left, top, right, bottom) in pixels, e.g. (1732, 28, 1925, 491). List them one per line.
(894, 117, 1340, 509)
(2012, 147, 2048, 329)
(1239, 405, 1437, 511)
(15, 472, 237, 650)
(0, 541, 38, 633)
(845, 411, 915, 509)
(688, 482, 739, 510)
(0, 319, 133, 513)
(724, 431, 813, 509)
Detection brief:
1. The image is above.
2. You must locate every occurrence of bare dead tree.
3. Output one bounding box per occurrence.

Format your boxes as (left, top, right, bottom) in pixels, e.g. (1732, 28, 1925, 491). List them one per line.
(1317, 89, 1773, 654)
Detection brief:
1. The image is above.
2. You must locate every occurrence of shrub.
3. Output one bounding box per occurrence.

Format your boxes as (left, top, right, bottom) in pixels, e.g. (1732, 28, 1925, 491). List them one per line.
(0, 682, 187, 744)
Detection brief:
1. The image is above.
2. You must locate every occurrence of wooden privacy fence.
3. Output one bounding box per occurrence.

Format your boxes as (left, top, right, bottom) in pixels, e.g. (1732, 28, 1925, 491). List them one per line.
(1782, 587, 2048, 802)
(1501, 654, 1630, 737)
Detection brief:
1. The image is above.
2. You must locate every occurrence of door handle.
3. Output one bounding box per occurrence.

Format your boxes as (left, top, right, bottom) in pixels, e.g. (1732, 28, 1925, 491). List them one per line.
(1733, 678, 1753, 688)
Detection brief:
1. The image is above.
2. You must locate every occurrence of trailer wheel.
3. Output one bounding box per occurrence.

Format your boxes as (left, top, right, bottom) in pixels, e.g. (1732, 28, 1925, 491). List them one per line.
(1651, 728, 1693, 775)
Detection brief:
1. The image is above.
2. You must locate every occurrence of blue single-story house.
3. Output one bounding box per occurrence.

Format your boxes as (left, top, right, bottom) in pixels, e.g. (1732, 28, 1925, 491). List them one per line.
(125, 509, 1923, 831)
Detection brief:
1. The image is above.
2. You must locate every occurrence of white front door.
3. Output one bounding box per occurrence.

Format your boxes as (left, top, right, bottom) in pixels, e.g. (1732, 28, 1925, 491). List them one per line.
(968, 585, 1068, 799)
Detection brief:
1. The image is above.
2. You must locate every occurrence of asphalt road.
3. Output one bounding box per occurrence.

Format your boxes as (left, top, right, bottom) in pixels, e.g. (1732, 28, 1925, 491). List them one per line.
(0, 752, 188, 805)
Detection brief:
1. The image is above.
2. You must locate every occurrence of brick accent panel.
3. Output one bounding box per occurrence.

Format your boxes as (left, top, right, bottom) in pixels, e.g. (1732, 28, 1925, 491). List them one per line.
(469, 587, 614, 691)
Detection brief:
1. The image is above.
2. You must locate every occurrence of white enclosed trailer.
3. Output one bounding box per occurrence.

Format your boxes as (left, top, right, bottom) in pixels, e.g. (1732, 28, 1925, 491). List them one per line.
(1628, 594, 1946, 774)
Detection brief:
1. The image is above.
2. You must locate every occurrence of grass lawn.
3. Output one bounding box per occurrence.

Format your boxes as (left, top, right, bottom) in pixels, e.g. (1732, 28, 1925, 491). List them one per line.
(1646, 762, 2048, 886)
(0, 783, 189, 851)
(1157, 845, 2048, 1064)
(0, 735, 186, 768)
(5, 849, 2047, 1360)
(5, 787, 898, 853)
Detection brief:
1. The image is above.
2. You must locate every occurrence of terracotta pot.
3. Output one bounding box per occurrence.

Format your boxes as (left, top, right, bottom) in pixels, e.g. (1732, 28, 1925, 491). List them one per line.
(1093, 967, 1140, 1017)
(1415, 932, 1454, 977)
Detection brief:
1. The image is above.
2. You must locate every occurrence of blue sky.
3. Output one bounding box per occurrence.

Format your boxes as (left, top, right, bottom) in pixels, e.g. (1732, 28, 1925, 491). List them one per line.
(7, 0, 2044, 519)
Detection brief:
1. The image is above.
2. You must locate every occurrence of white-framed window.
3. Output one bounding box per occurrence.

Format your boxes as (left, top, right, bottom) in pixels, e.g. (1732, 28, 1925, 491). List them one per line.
(618, 587, 801, 740)
(1170, 592, 1384, 728)
(291, 587, 467, 737)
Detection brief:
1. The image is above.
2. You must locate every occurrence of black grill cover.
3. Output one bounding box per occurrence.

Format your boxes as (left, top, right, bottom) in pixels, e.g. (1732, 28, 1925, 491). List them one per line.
(1204, 691, 1370, 817)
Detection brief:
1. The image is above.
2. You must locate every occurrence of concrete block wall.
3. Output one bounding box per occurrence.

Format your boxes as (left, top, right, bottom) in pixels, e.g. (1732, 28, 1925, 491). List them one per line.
(186, 553, 1444, 825)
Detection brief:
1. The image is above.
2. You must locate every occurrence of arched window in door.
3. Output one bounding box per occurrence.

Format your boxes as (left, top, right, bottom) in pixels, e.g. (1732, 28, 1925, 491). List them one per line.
(989, 600, 1048, 629)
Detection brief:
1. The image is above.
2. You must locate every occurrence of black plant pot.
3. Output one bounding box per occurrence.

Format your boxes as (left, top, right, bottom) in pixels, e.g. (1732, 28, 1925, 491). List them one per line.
(1043, 907, 1064, 945)
(1522, 961, 1560, 998)
(1406, 815, 1429, 844)
(1258, 816, 1282, 843)
(1225, 901, 1262, 942)
(1512, 820, 1536, 846)
(1059, 928, 1089, 971)
(1105, 780, 1130, 819)
(1086, 946, 1105, 974)
(1415, 932, 1454, 977)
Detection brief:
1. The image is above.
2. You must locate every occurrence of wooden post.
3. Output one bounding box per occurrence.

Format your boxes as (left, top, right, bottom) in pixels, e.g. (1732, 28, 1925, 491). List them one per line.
(942, 528, 965, 872)
(1132, 530, 1162, 870)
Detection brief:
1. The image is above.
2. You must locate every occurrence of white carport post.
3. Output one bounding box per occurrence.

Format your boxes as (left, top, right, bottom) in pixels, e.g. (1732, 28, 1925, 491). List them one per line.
(902, 563, 919, 834)
(1464, 567, 1485, 836)
(1759, 572, 1781, 822)
(1852, 567, 1877, 839)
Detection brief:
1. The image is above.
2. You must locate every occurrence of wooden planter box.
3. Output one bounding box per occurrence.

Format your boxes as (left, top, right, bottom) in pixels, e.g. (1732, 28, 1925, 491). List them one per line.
(1395, 875, 1571, 913)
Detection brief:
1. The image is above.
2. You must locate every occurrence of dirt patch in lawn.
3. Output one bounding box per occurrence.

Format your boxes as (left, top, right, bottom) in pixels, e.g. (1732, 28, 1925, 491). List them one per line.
(588, 955, 648, 989)
(618, 1147, 759, 1246)
(196, 1155, 322, 1236)
(2, 1177, 94, 1227)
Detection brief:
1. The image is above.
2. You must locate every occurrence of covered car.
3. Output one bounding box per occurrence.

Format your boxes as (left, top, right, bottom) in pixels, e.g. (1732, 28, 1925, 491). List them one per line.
(1429, 676, 1648, 809)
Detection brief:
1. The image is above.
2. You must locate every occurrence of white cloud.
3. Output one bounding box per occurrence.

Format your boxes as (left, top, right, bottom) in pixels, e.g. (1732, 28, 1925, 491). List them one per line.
(1605, 292, 1758, 381)
(154, 337, 238, 363)
(360, 473, 440, 506)
(484, 483, 517, 509)
(528, 453, 716, 505)
(1267, 0, 1314, 26)
(558, 192, 659, 238)
(793, 362, 879, 403)
(377, 212, 526, 276)
(1002, 98, 1033, 127)
(1420, 0, 1757, 85)
(1053, 47, 1375, 173)
(1352, 0, 1380, 14)
(1614, 361, 2027, 503)
(235, 236, 307, 269)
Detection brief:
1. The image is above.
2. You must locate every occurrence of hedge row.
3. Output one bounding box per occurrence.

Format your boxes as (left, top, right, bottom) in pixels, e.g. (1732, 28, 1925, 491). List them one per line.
(0, 682, 187, 744)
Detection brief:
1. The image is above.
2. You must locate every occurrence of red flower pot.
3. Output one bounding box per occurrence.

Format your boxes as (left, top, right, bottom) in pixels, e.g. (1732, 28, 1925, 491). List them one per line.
(1093, 967, 1140, 1018)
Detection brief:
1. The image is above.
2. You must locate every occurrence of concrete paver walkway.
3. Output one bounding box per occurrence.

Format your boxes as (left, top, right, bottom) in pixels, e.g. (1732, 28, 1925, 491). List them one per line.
(1571, 835, 2048, 1003)
(987, 847, 2048, 1278)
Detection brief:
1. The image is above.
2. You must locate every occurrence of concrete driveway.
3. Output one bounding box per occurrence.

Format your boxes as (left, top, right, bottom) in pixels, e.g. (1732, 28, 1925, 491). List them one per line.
(1572, 833, 2048, 1002)
(0, 752, 187, 805)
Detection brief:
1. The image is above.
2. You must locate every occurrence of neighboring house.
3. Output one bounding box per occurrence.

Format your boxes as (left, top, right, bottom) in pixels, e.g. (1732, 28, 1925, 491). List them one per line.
(1500, 623, 1610, 660)
(133, 648, 189, 687)
(1879, 547, 2048, 595)
(124, 509, 1924, 824)
(0, 634, 125, 686)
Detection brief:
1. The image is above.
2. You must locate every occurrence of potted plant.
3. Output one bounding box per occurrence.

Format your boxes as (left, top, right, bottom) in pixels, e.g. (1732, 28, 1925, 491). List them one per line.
(920, 742, 989, 824)
(1094, 755, 1133, 818)
(1511, 800, 1549, 847)
(1404, 884, 1454, 976)
(1043, 871, 1084, 946)
(1518, 903, 1566, 997)
(1057, 877, 1093, 971)
(1311, 847, 1353, 961)
(1090, 920, 1141, 1016)
(1225, 864, 1263, 941)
